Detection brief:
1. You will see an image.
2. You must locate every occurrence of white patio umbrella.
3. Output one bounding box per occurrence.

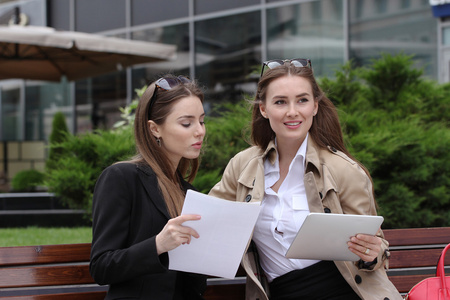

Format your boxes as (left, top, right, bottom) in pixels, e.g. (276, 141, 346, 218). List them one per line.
(0, 25, 177, 81)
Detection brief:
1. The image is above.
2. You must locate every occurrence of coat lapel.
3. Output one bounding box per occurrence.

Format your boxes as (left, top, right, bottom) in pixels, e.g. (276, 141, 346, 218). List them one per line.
(304, 136, 326, 212)
(136, 164, 171, 220)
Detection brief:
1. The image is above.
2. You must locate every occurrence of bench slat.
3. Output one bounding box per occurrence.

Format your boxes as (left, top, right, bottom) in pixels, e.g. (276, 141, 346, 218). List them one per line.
(0, 244, 91, 267)
(389, 248, 450, 268)
(384, 228, 450, 247)
(389, 274, 437, 293)
(0, 291, 106, 300)
(0, 265, 95, 288)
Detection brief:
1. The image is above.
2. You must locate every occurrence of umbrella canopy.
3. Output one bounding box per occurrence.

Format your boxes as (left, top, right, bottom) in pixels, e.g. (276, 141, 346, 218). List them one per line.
(0, 25, 177, 81)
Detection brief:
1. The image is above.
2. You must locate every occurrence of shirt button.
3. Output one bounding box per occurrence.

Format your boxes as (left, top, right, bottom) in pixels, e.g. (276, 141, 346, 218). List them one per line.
(324, 207, 331, 213)
(355, 275, 362, 284)
(245, 195, 252, 202)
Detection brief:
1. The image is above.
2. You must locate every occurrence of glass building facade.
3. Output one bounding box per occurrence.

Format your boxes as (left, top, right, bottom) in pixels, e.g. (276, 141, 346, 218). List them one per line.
(0, 0, 441, 144)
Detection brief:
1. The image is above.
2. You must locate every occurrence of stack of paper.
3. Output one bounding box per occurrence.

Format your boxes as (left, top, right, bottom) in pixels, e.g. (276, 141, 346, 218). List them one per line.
(168, 190, 261, 279)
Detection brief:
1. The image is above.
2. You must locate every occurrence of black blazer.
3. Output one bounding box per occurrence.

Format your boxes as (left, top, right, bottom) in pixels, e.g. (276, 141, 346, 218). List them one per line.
(89, 162, 207, 300)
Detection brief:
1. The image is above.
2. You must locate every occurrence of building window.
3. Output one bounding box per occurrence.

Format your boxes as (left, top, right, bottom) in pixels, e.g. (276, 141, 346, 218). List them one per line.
(131, 23, 190, 92)
(1, 86, 20, 141)
(349, 0, 438, 79)
(355, 0, 364, 20)
(375, 0, 387, 14)
(75, 0, 126, 33)
(443, 27, 450, 46)
(267, 0, 344, 77)
(332, 0, 343, 16)
(195, 11, 262, 104)
(401, 0, 410, 9)
(75, 72, 126, 133)
(132, 0, 189, 26)
(25, 82, 72, 140)
(312, 2, 322, 19)
(194, 0, 259, 15)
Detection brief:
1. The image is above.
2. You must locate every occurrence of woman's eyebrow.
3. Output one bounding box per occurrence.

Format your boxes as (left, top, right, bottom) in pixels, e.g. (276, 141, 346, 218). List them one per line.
(177, 112, 205, 120)
(271, 92, 310, 99)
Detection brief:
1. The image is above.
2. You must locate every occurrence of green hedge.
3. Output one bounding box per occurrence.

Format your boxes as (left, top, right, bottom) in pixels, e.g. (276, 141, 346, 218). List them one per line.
(320, 54, 449, 228)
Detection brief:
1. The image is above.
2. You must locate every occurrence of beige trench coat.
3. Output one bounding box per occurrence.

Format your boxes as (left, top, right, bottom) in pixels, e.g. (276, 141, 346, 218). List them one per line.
(209, 136, 402, 300)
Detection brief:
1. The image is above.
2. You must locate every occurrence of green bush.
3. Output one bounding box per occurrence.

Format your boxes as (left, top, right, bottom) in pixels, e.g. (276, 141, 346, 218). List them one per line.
(44, 88, 145, 218)
(45, 88, 145, 218)
(46, 112, 70, 171)
(11, 169, 45, 192)
(320, 53, 450, 228)
(44, 127, 136, 217)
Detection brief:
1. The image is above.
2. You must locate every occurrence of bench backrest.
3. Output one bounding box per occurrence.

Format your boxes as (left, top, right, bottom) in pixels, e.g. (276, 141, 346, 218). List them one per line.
(1, 227, 449, 299)
(0, 243, 106, 299)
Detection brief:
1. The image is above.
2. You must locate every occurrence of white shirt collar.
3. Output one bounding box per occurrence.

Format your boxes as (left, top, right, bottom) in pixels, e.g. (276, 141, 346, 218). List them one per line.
(265, 133, 309, 175)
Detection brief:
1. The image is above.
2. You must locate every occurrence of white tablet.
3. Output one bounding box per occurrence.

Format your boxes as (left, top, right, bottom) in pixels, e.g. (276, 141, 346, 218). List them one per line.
(285, 213, 384, 261)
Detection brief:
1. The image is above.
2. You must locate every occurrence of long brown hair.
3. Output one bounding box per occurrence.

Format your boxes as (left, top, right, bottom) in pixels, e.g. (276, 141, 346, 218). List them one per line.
(251, 64, 374, 187)
(131, 75, 204, 218)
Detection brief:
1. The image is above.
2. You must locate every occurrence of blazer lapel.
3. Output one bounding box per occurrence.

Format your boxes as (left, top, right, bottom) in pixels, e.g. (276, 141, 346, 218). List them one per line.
(136, 164, 171, 220)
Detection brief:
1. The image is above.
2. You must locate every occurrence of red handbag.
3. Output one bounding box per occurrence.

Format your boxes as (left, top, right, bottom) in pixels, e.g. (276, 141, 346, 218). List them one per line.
(405, 243, 450, 300)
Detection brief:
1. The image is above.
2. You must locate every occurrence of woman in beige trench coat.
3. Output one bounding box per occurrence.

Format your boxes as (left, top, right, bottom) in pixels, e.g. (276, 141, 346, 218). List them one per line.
(209, 59, 403, 300)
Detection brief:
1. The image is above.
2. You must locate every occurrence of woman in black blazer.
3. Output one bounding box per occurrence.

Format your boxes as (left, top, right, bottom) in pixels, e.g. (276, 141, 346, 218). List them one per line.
(90, 75, 207, 299)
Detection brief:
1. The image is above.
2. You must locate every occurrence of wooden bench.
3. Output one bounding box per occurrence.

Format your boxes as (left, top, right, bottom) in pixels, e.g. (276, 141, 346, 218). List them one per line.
(0, 227, 449, 299)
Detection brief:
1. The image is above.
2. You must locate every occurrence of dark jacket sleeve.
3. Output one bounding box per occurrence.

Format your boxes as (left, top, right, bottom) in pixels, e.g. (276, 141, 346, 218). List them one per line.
(89, 163, 167, 285)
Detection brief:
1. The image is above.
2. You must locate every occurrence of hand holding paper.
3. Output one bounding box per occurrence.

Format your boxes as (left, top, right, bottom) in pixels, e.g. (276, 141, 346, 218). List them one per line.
(156, 214, 201, 255)
(168, 190, 261, 279)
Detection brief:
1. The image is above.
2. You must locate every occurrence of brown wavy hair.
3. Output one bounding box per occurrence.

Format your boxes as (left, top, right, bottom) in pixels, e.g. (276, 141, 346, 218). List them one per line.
(131, 75, 204, 218)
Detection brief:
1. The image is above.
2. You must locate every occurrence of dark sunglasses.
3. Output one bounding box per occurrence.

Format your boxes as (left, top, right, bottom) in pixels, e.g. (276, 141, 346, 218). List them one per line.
(148, 76, 191, 119)
(260, 58, 312, 77)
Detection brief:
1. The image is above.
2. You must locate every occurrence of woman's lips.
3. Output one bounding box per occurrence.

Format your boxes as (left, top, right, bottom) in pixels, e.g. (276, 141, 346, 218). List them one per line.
(192, 141, 203, 149)
(284, 121, 302, 129)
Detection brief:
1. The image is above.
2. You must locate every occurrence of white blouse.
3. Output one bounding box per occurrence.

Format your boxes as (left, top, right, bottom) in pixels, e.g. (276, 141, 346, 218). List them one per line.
(252, 135, 320, 282)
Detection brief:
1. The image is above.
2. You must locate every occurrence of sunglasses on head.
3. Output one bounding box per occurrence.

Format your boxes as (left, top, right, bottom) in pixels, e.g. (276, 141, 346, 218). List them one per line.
(260, 58, 312, 77)
(148, 75, 191, 119)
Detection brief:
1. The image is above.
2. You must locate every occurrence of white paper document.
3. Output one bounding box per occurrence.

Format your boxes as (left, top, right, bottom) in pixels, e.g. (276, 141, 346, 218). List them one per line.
(168, 190, 261, 279)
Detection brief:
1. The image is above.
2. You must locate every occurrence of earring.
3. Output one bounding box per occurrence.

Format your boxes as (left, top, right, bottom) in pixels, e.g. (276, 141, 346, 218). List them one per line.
(156, 138, 161, 147)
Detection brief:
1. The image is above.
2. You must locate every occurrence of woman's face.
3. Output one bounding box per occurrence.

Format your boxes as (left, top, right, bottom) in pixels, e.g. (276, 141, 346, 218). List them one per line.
(149, 95, 205, 169)
(259, 75, 317, 148)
